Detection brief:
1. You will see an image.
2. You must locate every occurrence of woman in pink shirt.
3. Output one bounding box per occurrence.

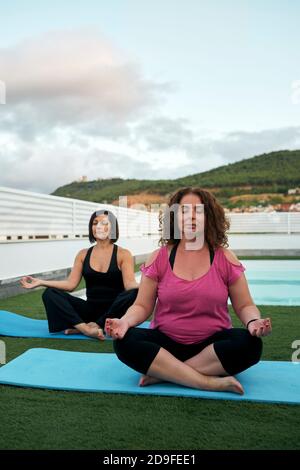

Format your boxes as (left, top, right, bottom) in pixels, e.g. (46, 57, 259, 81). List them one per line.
(105, 187, 272, 394)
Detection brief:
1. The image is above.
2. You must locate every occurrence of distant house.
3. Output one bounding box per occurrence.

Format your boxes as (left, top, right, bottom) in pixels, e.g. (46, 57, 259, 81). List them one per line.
(289, 203, 300, 212)
(77, 176, 88, 183)
(279, 203, 292, 212)
(288, 187, 300, 195)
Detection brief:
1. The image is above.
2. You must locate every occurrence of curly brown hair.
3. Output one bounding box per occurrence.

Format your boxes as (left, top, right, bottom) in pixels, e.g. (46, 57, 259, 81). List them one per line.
(159, 187, 230, 249)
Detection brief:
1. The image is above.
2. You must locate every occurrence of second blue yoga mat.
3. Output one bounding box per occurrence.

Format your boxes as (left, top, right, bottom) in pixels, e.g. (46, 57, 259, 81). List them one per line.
(0, 310, 150, 340)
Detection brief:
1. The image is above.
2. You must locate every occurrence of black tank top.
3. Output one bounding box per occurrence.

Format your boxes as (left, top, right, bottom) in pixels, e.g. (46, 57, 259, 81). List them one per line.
(82, 244, 124, 305)
(169, 242, 215, 269)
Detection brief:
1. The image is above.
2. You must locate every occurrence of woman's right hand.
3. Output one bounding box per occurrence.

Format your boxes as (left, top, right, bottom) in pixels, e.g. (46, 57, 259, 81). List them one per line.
(20, 276, 42, 289)
(105, 318, 129, 339)
(248, 317, 272, 337)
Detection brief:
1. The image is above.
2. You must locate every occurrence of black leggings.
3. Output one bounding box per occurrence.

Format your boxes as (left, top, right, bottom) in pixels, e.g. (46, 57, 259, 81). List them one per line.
(113, 327, 263, 376)
(42, 287, 138, 332)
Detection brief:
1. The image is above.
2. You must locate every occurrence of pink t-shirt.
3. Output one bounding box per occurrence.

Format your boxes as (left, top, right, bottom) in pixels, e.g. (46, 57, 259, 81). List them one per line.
(140, 245, 246, 344)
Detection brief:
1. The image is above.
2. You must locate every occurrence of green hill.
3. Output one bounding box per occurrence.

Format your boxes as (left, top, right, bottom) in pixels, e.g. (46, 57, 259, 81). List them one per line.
(52, 150, 300, 208)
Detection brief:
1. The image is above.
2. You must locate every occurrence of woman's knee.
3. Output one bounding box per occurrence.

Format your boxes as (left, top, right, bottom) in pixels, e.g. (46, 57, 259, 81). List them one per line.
(236, 329, 263, 366)
(113, 328, 159, 374)
(42, 287, 52, 300)
(246, 333, 263, 365)
(113, 329, 134, 361)
(119, 287, 138, 300)
(42, 287, 60, 302)
(113, 335, 140, 371)
(127, 287, 138, 295)
(216, 331, 263, 375)
(113, 338, 124, 360)
(126, 288, 138, 303)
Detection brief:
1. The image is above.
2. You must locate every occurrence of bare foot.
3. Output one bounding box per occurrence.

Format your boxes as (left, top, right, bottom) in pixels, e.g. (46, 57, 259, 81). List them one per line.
(139, 375, 163, 387)
(64, 326, 105, 340)
(64, 328, 80, 335)
(83, 326, 105, 340)
(138, 374, 244, 394)
(217, 376, 244, 395)
(97, 328, 105, 341)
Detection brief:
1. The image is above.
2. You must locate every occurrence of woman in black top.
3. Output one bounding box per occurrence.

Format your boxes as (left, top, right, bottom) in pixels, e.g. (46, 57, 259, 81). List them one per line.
(20, 210, 139, 339)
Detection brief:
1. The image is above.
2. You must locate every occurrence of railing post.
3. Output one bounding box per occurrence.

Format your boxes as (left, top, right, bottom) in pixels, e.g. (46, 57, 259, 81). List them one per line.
(72, 201, 76, 238)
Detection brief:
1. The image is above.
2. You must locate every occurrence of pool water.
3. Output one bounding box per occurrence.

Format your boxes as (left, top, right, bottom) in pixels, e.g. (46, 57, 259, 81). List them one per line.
(241, 260, 300, 306)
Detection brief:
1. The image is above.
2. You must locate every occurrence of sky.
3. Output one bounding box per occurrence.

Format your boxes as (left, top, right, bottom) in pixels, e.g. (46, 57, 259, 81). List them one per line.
(0, 0, 300, 194)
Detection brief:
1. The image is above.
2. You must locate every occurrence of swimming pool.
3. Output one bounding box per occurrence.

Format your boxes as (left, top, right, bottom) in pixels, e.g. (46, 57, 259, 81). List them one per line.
(240, 260, 300, 306)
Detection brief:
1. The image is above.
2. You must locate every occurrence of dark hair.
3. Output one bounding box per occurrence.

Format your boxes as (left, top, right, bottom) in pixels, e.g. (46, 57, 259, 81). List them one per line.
(159, 187, 230, 249)
(88, 210, 119, 244)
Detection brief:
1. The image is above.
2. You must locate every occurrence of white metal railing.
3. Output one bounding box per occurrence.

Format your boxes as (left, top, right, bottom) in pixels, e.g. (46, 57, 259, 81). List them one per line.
(228, 212, 300, 234)
(1, 186, 300, 241)
(0, 186, 159, 241)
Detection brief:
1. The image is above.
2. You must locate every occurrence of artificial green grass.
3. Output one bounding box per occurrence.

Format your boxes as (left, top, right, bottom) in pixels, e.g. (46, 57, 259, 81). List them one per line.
(0, 289, 300, 450)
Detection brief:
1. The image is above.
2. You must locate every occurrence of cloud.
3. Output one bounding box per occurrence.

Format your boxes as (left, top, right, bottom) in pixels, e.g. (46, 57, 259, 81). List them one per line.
(0, 129, 158, 194)
(0, 29, 168, 139)
(132, 116, 194, 151)
(132, 120, 300, 178)
(211, 127, 300, 163)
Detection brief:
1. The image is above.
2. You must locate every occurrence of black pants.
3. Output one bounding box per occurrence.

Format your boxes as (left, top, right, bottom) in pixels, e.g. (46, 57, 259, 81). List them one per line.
(42, 287, 138, 332)
(113, 326, 263, 376)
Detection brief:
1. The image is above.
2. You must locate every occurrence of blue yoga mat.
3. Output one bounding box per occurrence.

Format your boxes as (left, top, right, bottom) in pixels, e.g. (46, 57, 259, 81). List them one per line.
(0, 310, 150, 340)
(0, 348, 299, 404)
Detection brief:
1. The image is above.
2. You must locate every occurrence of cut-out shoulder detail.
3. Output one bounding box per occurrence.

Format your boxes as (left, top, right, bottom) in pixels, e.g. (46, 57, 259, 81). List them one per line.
(144, 248, 161, 268)
(140, 247, 167, 283)
(221, 247, 241, 266)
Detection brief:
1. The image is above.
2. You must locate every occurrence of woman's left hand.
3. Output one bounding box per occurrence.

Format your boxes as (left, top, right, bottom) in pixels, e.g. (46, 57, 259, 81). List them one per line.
(248, 318, 272, 337)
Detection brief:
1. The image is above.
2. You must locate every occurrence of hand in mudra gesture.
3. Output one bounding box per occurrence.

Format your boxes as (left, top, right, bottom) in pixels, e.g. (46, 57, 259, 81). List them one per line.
(20, 276, 42, 289)
(105, 318, 129, 339)
(248, 318, 272, 337)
